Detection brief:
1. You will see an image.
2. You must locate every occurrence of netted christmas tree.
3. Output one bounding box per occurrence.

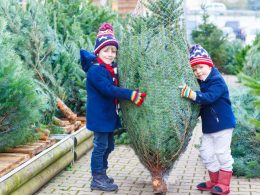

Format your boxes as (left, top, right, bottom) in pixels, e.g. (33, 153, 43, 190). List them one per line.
(118, 0, 199, 193)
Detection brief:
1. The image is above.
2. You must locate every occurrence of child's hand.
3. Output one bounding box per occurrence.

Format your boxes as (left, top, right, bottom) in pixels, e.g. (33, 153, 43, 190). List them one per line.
(178, 84, 196, 101)
(131, 91, 147, 106)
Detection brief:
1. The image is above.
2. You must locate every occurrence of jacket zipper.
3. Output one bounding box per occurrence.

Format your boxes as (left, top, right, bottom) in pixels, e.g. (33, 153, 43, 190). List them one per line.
(211, 107, 219, 123)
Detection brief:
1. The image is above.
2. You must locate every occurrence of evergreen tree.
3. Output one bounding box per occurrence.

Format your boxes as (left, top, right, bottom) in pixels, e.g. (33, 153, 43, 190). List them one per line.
(238, 73, 260, 128)
(222, 40, 246, 75)
(45, 0, 117, 114)
(191, 7, 227, 71)
(0, 0, 59, 122)
(0, 18, 44, 151)
(118, 0, 199, 193)
(243, 34, 260, 80)
(46, 0, 116, 44)
(1, 0, 83, 119)
(230, 85, 260, 177)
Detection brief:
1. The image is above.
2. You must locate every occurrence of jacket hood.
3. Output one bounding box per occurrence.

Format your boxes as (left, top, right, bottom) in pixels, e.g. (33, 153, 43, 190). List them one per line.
(80, 49, 97, 72)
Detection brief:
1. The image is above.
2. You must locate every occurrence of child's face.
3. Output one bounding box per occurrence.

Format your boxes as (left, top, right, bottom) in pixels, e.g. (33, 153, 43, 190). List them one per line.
(98, 45, 117, 64)
(192, 64, 212, 81)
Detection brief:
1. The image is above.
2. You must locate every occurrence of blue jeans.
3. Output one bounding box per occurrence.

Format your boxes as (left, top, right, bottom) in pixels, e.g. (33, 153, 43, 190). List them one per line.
(91, 132, 114, 175)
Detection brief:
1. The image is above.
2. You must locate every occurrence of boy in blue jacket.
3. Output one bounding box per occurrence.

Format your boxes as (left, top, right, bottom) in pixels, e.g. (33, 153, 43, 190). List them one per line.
(80, 23, 146, 192)
(179, 45, 236, 195)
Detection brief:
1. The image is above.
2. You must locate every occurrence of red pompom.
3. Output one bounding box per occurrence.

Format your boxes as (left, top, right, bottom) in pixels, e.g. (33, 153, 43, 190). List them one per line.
(99, 23, 113, 31)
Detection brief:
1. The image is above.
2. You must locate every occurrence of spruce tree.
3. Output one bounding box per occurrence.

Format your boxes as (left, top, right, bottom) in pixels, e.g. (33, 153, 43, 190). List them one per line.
(230, 85, 260, 177)
(118, 0, 199, 193)
(0, 18, 44, 151)
(238, 73, 260, 127)
(45, 0, 117, 114)
(0, 0, 83, 121)
(0, 0, 59, 122)
(191, 7, 226, 71)
(243, 35, 260, 80)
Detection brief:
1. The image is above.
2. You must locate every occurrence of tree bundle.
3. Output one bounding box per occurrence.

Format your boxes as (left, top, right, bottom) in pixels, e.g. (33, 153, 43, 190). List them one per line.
(118, 0, 200, 193)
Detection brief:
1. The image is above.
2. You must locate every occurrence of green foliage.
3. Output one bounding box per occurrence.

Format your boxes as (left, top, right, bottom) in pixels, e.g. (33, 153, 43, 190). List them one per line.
(118, 0, 199, 176)
(243, 34, 260, 80)
(115, 131, 131, 145)
(144, 0, 183, 29)
(221, 40, 247, 74)
(38, 124, 64, 134)
(0, 0, 116, 116)
(230, 87, 260, 177)
(191, 8, 226, 71)
(45, 0, 117, 114)
(0, 18, 44, 151)
(238, 73, 260, 127)
(0, 0, 60, 123)
(46, 0, 117, 45)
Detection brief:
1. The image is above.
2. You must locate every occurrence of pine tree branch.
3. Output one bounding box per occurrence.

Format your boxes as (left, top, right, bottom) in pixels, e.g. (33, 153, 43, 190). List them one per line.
(0, 5, 20, 34)
(0, 113, 9, 124)
(29, 61, 46, 83)
(40, 45, 55, 64)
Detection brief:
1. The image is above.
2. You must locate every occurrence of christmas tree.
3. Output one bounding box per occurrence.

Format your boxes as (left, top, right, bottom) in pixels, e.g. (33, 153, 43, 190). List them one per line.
(0, 18, 44, 151)
(118, 0, 199, 193)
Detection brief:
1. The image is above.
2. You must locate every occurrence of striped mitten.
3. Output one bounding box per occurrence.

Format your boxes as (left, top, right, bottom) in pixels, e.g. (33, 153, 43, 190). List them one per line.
(131, 91, 147, 106)
(179, 84, 196, 101)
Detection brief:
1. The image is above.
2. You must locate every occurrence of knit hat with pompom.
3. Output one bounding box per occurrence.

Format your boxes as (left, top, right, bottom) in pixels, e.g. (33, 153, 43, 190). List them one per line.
(94, 23, 119, 55)
(189, 44, 214, 67)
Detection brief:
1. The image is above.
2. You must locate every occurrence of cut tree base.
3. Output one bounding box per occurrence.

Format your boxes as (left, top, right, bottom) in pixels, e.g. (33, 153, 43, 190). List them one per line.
(152, 176, 167, 194)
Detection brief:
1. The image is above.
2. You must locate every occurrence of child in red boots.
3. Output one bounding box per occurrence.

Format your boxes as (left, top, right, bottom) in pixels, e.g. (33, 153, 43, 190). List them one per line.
(179, 44, 236, 195)
(80, 23, 146, 192)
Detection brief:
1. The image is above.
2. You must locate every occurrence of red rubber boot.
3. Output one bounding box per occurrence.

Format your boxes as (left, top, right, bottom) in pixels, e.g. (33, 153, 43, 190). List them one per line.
(197, 171, 219, 191)
(211, 170, 232, 195)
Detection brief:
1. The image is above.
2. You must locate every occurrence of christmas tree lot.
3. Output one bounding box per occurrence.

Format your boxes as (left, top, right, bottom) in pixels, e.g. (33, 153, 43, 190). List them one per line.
(0, 0, 116, 151)
(118, 0, 199, 193)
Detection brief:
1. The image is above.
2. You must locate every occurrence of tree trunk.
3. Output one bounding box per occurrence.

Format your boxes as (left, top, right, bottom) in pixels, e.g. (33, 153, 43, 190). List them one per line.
(56, 98, 77, 124)
(52, 117, 71, 127)
(151, 171, 167, 194)
(63, 121, 81, 134)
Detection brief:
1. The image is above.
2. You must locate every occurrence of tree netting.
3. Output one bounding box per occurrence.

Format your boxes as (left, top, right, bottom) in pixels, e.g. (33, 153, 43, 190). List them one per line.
(118, 0, 200, 193)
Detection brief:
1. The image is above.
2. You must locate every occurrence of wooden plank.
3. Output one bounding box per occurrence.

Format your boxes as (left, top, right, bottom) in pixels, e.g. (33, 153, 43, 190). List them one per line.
(7, 144, 45, 157)
(7, 139, 56, 157)
(0, 140, 56, 177)
(38, 139, 56, 148)
(0, 153, 30, 177)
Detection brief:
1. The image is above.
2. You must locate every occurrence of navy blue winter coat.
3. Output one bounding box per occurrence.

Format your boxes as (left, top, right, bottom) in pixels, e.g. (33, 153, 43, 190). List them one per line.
(80, 49, 133, 132)
(194, 67, 236, 134)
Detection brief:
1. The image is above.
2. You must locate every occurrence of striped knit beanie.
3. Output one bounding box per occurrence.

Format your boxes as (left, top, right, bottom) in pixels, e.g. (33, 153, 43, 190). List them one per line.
(189, 44, 214, 67)
(94, 23, 119, 55)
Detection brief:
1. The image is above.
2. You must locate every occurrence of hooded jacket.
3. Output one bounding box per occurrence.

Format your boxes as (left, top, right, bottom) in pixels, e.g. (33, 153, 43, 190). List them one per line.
(195, 67, 236, 133)
(80, 49, 133, 132)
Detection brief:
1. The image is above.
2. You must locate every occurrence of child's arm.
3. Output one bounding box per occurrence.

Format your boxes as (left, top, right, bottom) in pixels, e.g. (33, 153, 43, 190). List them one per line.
(88, 66, 146, 106)
(180, 80, 226, 105)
